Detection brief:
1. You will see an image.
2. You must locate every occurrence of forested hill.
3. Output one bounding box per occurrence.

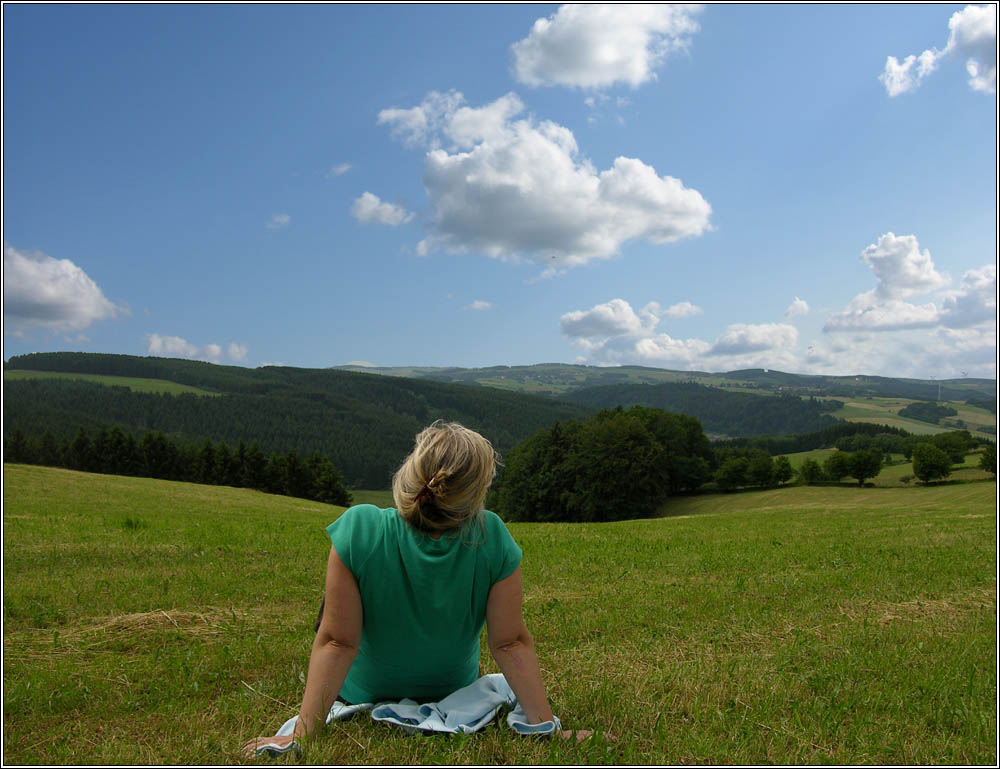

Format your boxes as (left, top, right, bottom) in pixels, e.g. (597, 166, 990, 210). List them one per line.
(334, 361, 996, 404)
(3, 353, 593, 488)
(560, 382, 842, 438)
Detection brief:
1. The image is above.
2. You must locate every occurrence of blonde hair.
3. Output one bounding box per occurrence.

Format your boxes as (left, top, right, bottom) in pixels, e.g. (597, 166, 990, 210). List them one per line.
(392, 420, 499, 533)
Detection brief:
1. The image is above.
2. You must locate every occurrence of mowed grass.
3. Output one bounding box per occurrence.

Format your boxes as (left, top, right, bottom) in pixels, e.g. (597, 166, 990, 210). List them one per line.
(829, 396, 996, 438)
(779, 448, 840, 470)
(3, 369, 219, 396)
(3, 464, 996, 765)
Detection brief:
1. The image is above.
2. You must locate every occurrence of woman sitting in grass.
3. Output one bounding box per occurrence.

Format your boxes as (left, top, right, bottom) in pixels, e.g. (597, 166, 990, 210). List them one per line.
(242, 420, 588, 755)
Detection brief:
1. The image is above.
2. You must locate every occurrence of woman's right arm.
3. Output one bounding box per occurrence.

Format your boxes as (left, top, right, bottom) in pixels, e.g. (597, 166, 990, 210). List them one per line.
(241, 546, 362, 757)
(485, 566, 590, 740)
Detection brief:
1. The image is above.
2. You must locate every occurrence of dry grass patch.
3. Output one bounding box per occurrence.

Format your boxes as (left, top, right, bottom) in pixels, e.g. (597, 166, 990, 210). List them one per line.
(839, 587, 996, 628)
(71, 607, 246, 636)
(4, 607, 248, 659)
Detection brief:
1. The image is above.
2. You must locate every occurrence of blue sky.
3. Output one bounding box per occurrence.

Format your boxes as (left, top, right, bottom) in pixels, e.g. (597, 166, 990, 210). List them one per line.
(3, 3, 996, 378)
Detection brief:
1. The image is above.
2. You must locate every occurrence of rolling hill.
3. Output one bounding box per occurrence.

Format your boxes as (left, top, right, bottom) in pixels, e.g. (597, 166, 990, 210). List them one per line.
(5, 353, 995, 489)
(333, 361, 996, 404)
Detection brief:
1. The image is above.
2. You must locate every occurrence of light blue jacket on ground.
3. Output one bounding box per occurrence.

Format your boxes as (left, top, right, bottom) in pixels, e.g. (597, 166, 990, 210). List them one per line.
(255, 674, 561, 756)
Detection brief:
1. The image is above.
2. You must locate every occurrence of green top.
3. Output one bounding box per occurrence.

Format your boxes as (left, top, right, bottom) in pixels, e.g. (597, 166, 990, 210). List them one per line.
(326, 504, 522, 704)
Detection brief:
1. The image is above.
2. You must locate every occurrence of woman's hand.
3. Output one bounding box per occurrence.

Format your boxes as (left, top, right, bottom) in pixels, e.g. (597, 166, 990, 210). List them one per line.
(240, 734, 299, 759)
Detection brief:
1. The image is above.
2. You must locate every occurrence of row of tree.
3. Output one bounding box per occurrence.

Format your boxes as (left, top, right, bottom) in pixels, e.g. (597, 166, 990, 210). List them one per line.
(794, 450, 885, 487)
(714, 447, 888, 490)
(712, 449, 795, 491)
(832, 429, 978, 463)
(4, 425, 352, 506)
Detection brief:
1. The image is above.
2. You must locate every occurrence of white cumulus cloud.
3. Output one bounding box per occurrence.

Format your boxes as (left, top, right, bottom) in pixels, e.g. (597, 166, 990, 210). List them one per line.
(661, 300, 703, 318)
(708, 323, 799, 356)
(861, 232, 949, 298)
(147, 334, 206, 360)
(511, 4, 704, 89)
(880, 49, 941, 97)
(632, 333, 712, 366)
(227, 342, 249, 362)
(266, 214, 290, 230)
(881, 4, 996, 96)
(146, 334, 248, 363)
(939, 264, 997, 328)
(825, 233, 952, 332)
(382, 91, 711, 268)
(785, 297, 809, 318)
(560, 298, 649, 337)
(350, 192, 414, 227)
(804, 328, 995, 379)
(465, 300, 493, 311)
(3, 243, 122, 336)
(377, 90, 465, 148)
(560, 298, 800, 371)
(824, 292, 942, 332)
(327, 163, 352, 177)
(819, 235, 995, 375)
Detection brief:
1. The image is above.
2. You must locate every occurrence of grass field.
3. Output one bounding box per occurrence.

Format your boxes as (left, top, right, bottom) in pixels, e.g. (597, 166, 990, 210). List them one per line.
(778, 448, 840, 470)
(776, 448, 994, 488)
(829, 396, 996, 439)
(784, 449, 994, 488)
(3, 465, 996, 765)
(2, 370, 219, 397)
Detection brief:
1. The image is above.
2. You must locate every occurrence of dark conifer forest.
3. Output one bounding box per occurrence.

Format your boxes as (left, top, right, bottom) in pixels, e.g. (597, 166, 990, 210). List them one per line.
(561, 381, 843, 436)
(3, 353, 594, 488)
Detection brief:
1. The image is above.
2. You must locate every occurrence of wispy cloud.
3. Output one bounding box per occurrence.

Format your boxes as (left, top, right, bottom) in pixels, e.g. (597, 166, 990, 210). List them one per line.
(327, 162, 353, 177)
(881, 4, 996, 96)
(266, 213, 291, 230)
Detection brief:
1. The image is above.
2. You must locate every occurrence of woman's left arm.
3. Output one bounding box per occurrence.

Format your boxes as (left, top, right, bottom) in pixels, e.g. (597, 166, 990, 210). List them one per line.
(242, 546, 362, 756)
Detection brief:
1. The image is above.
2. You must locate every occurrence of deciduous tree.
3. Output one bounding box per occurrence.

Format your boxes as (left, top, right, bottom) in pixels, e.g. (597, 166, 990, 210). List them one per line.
(823, 451, 852, 482)
(849, 449, 883, 486)
(911, 443, 952, 484)
(797, 458, 823, 485)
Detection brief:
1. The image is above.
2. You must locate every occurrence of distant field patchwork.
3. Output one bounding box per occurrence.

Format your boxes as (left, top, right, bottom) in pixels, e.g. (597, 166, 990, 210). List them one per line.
(3, 370, 219, 396)
(830, 396, 996, 438)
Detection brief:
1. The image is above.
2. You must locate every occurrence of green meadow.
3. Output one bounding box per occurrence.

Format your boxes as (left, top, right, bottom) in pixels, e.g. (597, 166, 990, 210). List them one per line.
(778, 448, 995, 488)
(2, 370, 219, 397)
(829, 396, 996, 438)
(3, 464, 996, 765)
